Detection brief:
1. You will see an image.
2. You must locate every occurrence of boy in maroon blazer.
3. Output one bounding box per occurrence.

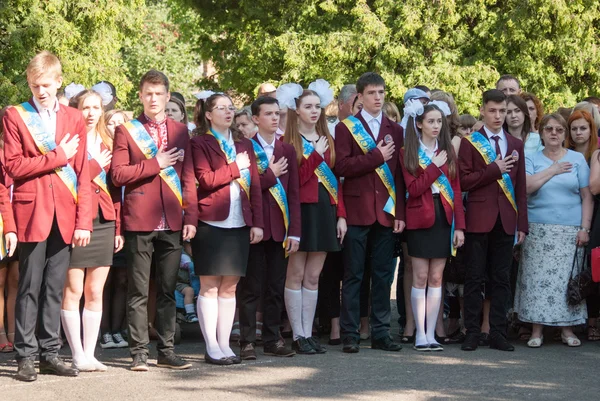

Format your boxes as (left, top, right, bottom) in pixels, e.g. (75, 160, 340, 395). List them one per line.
(3, 51, 92, 381)
(237, 96, 300, 359)
(111, 70, 198, 371)
(458, 89, 528, 352)
(334, 72, 406, 353)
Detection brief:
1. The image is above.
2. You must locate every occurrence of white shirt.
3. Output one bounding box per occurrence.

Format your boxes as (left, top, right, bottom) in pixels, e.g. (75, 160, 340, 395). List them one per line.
(87, 131, 103, 157)
(419, 138, 440, 194)
(202, 131, 246, 229)
(360, 109, 383, 140)
(327, 119, 339, 139)
(32, 97, 59, 138)
(256, 132, 276, 161)
(483, 125, 508, 158)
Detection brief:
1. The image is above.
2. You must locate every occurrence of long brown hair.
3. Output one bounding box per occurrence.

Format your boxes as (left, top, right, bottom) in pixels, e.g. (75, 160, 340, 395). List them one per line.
(192, 93, 243, 141)
(284, 89, 336, 166)
(76, 90, 113, 151)
(403, 104, 457, 179)
(503, 94, 532, 143)
(430, 91, 460, 138)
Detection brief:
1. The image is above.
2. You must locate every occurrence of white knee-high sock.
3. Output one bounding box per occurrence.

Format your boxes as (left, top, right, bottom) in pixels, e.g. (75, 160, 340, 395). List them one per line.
(301, 287, 318, 339)
(61, 309, 87, 365)
(197, 296, 225, 359)
(216, 297, 236, 357)
(411, 287, 427, 346)
(284, 288, 305, 340)
(426, 286, 442, 344)
(82, 309, 102, 360)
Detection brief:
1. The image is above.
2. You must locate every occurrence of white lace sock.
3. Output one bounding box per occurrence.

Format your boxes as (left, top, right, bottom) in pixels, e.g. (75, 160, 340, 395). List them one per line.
(411, 287, 428, 346)
(197, 296, 226, 359)
(426, 286, 442, 345)
(301, 287, 318, 339)
(61, 309, 89, 367)
(216, 297, 236, 357)
(284, 288, 304, 340)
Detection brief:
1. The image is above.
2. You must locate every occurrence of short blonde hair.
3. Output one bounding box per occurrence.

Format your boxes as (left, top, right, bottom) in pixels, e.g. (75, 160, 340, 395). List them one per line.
(26, 51, 62, 80)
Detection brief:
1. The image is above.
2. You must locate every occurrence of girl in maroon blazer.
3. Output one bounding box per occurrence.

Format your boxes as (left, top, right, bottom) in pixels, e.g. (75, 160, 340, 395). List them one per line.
(399, 103, 465, 351)
(282, 82, 346, 354)
(61, 90, 124, 371)
(190, 93, 263, 365)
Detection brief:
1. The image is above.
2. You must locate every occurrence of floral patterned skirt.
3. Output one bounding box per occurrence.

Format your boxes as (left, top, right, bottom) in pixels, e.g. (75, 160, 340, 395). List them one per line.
(514, 223, 587, 326)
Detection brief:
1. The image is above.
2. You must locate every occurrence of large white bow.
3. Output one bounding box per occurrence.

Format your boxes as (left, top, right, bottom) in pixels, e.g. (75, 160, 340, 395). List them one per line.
(64, 83, 85, 100)
(195, 90, 216, 100)
(308, 79, 334, 109)
(429, 100, 452, 117)
(91, 82, 114, 106)
(276, 83, 303, 110)
(403, 99, 424, 118)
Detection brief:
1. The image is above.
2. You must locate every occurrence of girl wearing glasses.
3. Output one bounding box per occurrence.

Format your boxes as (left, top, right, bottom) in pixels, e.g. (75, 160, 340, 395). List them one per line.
(190, 93, 263, 365)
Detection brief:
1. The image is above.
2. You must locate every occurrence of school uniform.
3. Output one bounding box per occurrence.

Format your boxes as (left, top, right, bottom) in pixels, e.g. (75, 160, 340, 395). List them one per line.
(3, 98, 93, 362)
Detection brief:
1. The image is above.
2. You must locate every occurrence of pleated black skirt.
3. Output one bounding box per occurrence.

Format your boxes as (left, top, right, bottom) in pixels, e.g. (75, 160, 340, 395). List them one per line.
(192, 221, 250, 276)
(406, 195, 451, 259)
(298, 183, 341, 253)
(70, 211, 115, 268)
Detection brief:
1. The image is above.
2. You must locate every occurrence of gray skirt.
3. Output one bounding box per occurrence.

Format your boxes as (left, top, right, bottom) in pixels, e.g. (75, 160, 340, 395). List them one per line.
(70, 211, 115, 268)
(514, 223, 587, 326)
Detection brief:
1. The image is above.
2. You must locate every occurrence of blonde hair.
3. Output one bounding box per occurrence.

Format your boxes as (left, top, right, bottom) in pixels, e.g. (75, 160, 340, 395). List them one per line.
(76, 90, 113, 151)
(26, 51, 62, 80)
(104, 109, 130, 138)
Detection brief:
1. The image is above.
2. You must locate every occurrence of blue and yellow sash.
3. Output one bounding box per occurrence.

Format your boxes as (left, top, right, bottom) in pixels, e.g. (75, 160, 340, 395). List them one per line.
(301, 137, 338, 204)
(87, 152, 110, 196)
(14, 102, 78, 202)
(342, 116, 395, 216)
(123, 119, 182, 206)
(207, 129, 251, 199)
(251, 139, 290, 250)
(418, 148, 457, 256)
(465, 132, 517, 212)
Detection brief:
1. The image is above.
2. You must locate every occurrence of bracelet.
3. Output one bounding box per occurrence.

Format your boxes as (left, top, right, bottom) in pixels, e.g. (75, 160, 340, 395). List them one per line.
(578, 227, 590, 233)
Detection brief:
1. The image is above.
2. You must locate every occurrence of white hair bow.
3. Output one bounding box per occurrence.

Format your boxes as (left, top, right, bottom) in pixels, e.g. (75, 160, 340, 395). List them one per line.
(308, 79, 334, 109)
(64, 83, 85, 100)
(276, 83, 303, 110)
(195, 90, 216, 100)
(91, 82, 114, 106)
(429, 100, 452, 117)
(403, 98, 424, 118)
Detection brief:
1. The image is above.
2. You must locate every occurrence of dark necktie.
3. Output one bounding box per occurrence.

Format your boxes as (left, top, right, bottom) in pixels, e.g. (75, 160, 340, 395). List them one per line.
(491, 135, 502, 158)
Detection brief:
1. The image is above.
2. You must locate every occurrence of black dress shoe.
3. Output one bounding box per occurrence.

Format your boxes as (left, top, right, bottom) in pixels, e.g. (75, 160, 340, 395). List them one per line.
(413, 344, 430, 352)
(227, 355, 242, 364)
(39, 356, 79, 377)
(342, 337, 360, 353)
(479, 332, 490, 347)
(307, 337, 327, 354)
(328, 338, 342, 346)
(204, 353, 233, 365)
(461, 333, 480, 351)
(15, 359, 37, 382)
(291, 337, 316, 355)
(428, 342, 444, 352)
(371, 336, 402, 352)
(400, 329, 416, 344)
(489, 333, 515, 352)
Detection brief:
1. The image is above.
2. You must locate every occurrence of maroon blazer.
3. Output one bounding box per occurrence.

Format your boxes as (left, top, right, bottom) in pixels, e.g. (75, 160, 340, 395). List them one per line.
(298, 147, 346, 219)
(111, 114, 198, 232)
(89, 143, 122, 236)
(3, 99, 93, 243)
(334, 112, 406, 227)
(191, 134, 263, 229)
(399, 148, 465, 231)
(0, 153, 14, 188)
(0, 183, 16, 234)
(252, 134, 300, 241)
(458, 128, 528, 234)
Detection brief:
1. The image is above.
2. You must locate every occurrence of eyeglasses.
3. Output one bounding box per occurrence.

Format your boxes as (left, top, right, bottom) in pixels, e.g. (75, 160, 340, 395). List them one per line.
(543, 126, 565, 134)
(211, 106, 236, 112)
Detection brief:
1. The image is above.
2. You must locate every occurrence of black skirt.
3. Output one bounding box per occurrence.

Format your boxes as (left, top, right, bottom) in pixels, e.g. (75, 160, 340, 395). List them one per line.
(192, 221, 250, 276)
(70, 210, 115, 268)
(406, 195, 451, 259)
(298, 183, 341, 253)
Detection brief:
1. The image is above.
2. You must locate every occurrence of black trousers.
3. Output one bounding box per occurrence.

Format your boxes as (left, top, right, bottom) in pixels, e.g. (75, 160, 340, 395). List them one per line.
(341, 223, 395, 341)
(464, 217, 514, 337)
(238, 239, 287, 345)
(125, 230, 182, 357)
(318, 251, 343, 323)
(15, 217, 71, 361)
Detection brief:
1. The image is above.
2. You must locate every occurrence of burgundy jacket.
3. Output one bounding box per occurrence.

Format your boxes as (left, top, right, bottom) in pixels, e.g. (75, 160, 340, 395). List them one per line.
(89, 143, 122, 236)
(334, 112, 405, 227)
(111, 114, 198, 232)
(191, 133, 263, 229)
(458, 128, 528, 234)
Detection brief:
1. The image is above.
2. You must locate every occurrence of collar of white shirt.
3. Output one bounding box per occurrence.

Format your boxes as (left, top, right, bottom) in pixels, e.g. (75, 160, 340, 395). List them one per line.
(483, 125, 506, 142)
(32, 97, 59, 115)
(419, 137, 438, 156)
(257, 132, 276, 149)
(360, 109, 382, 128)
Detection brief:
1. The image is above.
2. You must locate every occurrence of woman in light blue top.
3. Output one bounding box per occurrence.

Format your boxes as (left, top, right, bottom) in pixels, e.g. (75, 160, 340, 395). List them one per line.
(515, 113, 593, 348)
(504, 95, 543, 157)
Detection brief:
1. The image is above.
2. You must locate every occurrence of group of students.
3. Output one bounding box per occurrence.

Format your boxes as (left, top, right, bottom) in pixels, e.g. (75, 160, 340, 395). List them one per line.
(0, 50, 595, 383)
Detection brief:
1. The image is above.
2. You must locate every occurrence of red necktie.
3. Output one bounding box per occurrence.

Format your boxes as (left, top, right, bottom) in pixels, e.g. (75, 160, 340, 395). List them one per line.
(492, 135, 502, 158)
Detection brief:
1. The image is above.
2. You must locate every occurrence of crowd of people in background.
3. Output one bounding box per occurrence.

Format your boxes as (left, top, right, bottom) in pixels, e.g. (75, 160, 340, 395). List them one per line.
(1, 51, 599, 383)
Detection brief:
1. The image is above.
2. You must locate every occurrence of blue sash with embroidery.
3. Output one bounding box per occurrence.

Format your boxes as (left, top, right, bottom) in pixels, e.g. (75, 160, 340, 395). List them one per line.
(14, 102, 78, 202)
(341, 116, 396, 216)
(417, 148, 457, 256)
(122, 119, 182, 206)
(207, 129, 251, 199)
(87, 152, 110, 196)
(251, 139, 290, 250)
(301, 137, 338, 204)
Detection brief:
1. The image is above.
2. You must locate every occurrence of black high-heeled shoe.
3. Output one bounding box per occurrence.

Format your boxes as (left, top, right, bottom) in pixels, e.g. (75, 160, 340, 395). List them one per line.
(400, 329, 416, 344)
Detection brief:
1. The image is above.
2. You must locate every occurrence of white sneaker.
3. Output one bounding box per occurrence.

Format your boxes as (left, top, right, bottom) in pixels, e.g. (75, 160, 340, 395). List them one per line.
(112, 332, 129, 348)
(100, 332, 116, 349)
